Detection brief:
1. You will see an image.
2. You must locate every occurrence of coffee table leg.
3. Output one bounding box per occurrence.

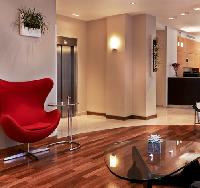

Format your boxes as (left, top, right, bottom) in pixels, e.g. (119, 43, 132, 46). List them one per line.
(143, 181, 152, 188)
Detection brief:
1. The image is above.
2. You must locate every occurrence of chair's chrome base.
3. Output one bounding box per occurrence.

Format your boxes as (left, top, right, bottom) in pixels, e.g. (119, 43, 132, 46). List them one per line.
(47, 140, 80, 151)
(4, 148, 49, 162)
(68, 141, 81, 151)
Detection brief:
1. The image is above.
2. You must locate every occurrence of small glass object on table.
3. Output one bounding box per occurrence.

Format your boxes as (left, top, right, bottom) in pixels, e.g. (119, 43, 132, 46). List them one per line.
(48, 96, 80, 151)
(147, 134, 163, 154)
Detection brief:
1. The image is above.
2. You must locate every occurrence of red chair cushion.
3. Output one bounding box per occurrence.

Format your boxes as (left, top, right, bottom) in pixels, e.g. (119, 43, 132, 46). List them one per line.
(23, 122, 51, 131)
(0, 78, 61, 143)
(0, 78, 52, 125)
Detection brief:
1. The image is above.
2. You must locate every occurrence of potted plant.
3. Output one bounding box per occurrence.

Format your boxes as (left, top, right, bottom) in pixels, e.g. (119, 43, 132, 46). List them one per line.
(153, 39, 159, 72)
(19, 8, 48, 37)
(171, 63, 180, 77)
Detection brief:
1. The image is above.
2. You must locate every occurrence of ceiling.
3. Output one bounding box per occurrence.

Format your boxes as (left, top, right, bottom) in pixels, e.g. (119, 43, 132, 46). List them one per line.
(56, 0, 200, 35)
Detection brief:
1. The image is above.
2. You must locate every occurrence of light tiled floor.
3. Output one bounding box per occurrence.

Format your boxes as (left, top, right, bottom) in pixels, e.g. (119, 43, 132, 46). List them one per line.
(57, 107, 195, 137)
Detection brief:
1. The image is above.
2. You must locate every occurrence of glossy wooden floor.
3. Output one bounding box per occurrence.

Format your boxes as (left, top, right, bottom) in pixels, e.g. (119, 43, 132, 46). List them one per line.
(0, 125, 200, 188)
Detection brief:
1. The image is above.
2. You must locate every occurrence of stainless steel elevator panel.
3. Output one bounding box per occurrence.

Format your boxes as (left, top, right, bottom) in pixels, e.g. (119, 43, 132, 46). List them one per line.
(57, 36, 77, 118)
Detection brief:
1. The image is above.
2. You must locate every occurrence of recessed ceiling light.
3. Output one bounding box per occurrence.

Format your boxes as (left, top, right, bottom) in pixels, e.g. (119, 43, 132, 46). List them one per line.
(130, 2, 136, 5)
(180, 12, 189, 16)
(72, 13, 80, 17)
(193, 7, 200, 11)
(168, 17, 176, 20)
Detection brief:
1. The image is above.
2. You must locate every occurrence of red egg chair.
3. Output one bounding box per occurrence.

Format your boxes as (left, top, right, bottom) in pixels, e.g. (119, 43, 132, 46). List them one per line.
(0, 78, 61, 161)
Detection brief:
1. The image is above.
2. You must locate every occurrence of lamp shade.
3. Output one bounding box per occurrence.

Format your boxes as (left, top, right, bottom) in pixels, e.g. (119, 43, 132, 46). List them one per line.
(110, 36, 120, 50)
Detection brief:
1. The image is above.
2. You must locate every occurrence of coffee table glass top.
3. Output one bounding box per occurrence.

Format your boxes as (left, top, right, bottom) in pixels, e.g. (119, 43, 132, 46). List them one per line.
(105, 140, 200, 181)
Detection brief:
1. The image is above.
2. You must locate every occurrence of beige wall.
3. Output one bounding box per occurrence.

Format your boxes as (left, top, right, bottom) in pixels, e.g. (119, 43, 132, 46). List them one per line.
(106, 15, 128, 117)
(87, 19, 106, 113)
(56, 15, 87, 114)
(132, 15, 147, 116)
(0, 0, 56, 148)
(156, 30, 167, 106)
(106, 14, 133, 117)
(87, 14, 156, 118)
(125, 15, 134, 115)
(132, 14, 157, 117)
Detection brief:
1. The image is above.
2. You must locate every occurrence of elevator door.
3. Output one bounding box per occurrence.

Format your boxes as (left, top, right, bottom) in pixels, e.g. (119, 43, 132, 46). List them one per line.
(57, 36, 77, 118)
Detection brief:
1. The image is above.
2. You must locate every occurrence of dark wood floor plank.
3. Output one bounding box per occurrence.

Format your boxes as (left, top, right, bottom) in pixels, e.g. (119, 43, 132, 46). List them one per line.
(0, 125, 199, 188)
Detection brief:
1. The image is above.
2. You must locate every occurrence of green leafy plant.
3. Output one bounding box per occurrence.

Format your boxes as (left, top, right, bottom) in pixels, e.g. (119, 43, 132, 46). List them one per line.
(19, 8, 48, 34)
(153, 39, 159, 72)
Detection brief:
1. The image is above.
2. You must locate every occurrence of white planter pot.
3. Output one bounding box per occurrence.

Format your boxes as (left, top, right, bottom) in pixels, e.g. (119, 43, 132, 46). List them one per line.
(20, 26, 41, 38)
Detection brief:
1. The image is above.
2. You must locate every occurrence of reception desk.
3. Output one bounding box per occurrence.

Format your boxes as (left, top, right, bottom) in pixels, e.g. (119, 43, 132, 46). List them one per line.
(168, 77, 200, 105)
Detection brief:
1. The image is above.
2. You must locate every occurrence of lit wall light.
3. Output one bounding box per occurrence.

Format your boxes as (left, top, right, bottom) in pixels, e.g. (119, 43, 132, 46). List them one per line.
(72, 13, 80, 17)
(109, 36, 121, 50)
(130, 2, 136, 5)
(168, 17, 176, 20)
(178, 42, 184, 47)
(176, 140, 183, 145)
(193, 7, 200, 11)
(180, 12, 189, 16)
(109, 155, 118, 168)
(181, 42, 184, 48)
(180, 13, 186, 16)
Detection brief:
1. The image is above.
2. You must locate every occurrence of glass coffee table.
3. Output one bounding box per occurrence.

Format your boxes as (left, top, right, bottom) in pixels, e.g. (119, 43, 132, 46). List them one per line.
(105, 140, 200, 188)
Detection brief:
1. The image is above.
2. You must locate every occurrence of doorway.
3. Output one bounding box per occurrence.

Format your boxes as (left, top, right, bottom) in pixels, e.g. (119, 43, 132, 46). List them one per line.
(57, 36, 77, 118)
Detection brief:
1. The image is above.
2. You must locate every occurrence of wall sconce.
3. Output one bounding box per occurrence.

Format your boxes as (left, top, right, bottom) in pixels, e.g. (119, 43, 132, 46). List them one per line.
(177, 41, 184, 48)
(109, 36, 120, 51)
(180, 42, 184, 48)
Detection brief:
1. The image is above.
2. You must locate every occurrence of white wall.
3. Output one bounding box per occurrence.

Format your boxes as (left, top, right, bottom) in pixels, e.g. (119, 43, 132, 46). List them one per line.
(166, 26, 177, 105)
(166, 27, 178, 78)
(0, 0, 56, 148)
(56, 15, 87, 114)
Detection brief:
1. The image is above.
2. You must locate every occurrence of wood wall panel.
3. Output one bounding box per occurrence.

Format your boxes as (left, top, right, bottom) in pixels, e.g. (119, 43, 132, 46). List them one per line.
(177, 51, 184, 76)
(177, 37, 200, 75)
